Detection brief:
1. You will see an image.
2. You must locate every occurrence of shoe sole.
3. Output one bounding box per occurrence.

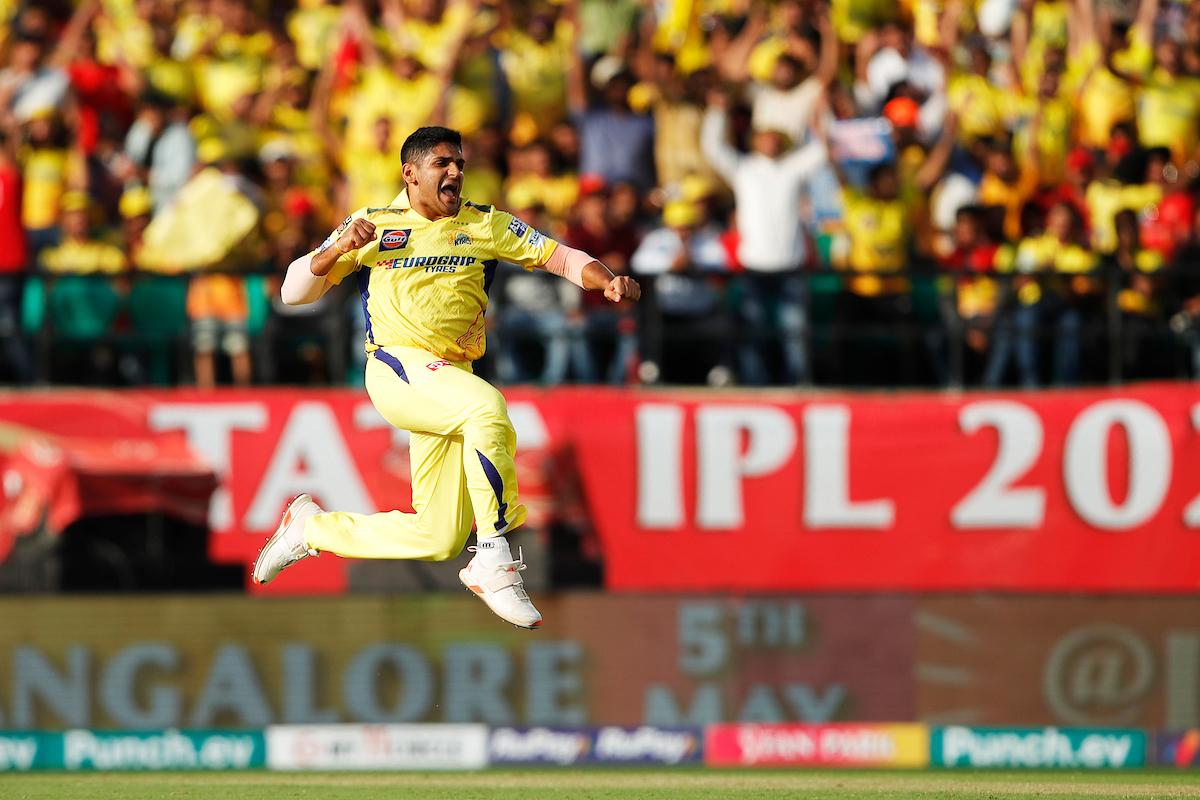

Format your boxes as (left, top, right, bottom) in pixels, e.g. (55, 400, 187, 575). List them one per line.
(251, 528, 287, 585)
(458, 569, 543, 630)
(252, 495, 313, 585)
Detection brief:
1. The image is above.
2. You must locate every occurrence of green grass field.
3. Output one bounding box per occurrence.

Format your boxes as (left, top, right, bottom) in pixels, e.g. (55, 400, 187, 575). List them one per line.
(6, 770, 1200, 800)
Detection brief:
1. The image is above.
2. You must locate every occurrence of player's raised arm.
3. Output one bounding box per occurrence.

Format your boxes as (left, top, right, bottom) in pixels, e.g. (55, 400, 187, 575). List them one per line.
(281, 216, 376, 305)
(541, 244, 642, 303)
(488, 207, 641, 303)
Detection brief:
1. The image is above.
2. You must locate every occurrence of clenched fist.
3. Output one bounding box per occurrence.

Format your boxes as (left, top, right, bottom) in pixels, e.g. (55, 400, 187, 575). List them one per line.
(311, 217, 378, 277)
(604, 275, 641, 304)
(336, 219, 377, 254)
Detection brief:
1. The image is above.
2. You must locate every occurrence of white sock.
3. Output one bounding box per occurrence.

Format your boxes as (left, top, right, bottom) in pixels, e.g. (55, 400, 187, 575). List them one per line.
(474, 536, 512, 568)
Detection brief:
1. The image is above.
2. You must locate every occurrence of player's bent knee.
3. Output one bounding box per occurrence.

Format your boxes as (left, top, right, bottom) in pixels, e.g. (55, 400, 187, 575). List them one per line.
(424, 541, 463, 562)
(467, 399, 514, 439)
(473, 387, 509, 420)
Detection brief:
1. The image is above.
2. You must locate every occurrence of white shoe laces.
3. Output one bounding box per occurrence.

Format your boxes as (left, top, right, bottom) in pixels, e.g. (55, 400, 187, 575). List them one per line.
(468, 545, 531, 601)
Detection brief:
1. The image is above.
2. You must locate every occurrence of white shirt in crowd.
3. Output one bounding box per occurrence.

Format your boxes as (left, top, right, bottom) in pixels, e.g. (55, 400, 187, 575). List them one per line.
(750, 76, 824, 143)
(700, 107, 827, 272)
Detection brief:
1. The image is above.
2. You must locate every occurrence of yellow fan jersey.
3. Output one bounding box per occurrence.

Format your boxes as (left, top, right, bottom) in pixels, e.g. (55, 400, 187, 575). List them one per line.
(313, 190, 559, 362)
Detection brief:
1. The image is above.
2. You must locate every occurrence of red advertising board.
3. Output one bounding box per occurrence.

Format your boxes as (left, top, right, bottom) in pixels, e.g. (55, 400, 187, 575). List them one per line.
(704, 723, 929, 767)
(2, 383, 1200, 592)
(569, 383, 1200, 592)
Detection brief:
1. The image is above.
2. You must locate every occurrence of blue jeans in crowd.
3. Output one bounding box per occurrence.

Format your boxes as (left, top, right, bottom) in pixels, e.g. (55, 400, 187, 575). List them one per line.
(737, 271, 808, 385)
(985, 302, 1083, 388)
(496, 307, 573, 385)
(576, 309, 638, 384)
(0, 275, 31, 383)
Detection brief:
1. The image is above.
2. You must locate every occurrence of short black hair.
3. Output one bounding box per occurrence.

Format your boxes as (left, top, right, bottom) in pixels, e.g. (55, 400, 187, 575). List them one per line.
(140, 88, 175, 109)
(868, 161, 896, 185)
(401, 126, 462, 165)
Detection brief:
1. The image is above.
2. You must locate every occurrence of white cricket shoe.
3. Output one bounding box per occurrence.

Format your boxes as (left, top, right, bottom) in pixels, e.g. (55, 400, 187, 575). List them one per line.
(252, 494, 322, 585)
(459, 546, 543, 629)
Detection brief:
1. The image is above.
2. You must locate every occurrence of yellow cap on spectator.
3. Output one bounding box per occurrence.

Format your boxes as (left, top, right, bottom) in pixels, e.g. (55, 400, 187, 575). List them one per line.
(23, 104, 56, 123)
(198, 138, 227, 165)
(120, 187, 153, 219)
(508, 112, 539, 147)
(61, 191, 90, 213)
(663, 200, 702, 229)
(628, 81, 658, 114)
(680, 174, 717, 202)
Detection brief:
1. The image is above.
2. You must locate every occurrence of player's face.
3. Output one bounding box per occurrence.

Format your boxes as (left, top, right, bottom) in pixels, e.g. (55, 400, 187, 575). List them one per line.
(408, 143, 466, 218)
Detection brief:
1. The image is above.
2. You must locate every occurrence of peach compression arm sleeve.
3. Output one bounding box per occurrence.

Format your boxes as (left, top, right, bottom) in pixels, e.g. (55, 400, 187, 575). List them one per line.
(541, 242, 595, 289)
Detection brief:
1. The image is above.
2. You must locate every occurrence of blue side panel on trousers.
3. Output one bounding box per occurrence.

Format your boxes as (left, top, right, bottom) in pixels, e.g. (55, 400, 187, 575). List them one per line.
(475, 449, 508, 530)
(372, 349, 409, 383)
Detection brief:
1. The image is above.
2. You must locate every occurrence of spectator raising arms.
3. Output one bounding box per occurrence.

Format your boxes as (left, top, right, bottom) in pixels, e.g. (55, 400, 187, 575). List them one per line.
(701, 87, 827, 385)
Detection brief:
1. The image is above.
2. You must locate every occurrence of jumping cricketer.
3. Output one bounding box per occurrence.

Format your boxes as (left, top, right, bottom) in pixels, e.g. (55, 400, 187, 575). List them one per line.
(251, 126, 640, 628)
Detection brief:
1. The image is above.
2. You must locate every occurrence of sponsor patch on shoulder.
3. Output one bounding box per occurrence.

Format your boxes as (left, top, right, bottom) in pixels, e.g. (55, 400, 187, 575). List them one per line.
(379, 229, 412, 251)
(528, 230, 544, 248)
(507, 217, 529, 239)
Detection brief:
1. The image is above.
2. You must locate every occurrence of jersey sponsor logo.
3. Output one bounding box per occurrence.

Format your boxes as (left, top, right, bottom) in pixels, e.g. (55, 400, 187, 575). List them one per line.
(335, 215, 353, 234)
(426, 360, 451, 371)
(379, 229, 412, 251)
(376, 255, 478, 271)
(528, 230, 544, 248)
(507, 217, 529, 239)
(316, 235, 335, 254)
(451, 231, 472, 246)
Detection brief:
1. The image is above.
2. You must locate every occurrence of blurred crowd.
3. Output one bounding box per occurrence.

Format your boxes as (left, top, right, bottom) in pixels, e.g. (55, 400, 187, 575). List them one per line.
(2, 0, 1200, 389)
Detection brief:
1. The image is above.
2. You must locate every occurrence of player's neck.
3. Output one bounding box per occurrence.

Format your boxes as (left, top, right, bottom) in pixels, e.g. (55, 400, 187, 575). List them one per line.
(408, 197, 452, 222)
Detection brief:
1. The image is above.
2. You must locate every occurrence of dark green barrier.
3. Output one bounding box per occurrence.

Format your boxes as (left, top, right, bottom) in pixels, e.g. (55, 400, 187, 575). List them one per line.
(61, 729, 265, 770)
(0, 730, 265, 771)
(0, 732, 62, 770)
(931, 726, 1146, 768)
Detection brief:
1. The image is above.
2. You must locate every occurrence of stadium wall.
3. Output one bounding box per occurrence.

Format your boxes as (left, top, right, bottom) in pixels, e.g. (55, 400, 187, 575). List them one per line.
(3, 383, 1200, 593)
(1, 595, 1199, 730)
(4, 386, 1200, 770)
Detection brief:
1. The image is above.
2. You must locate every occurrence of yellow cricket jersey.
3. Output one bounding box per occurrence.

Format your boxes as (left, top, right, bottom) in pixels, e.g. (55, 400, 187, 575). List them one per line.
(315, 190, 559, 362)
(1006, 236, 1097, 305)
(1014, 94, 1073, 185)
(1118, 249, 1164, 315)
(1086, 180, 1162, 253)
(839, 190, 910, 297)
(344, 148, 405, 211)
(1072, 36, 1153, 149)
(21, 148, 69, 230)
(948, 72, 1008, 142)
(1138, 70, 1200, 160)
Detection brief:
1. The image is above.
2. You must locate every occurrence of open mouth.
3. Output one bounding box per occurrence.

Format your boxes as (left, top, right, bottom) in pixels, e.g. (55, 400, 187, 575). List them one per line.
(440, 183, 461, 205)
